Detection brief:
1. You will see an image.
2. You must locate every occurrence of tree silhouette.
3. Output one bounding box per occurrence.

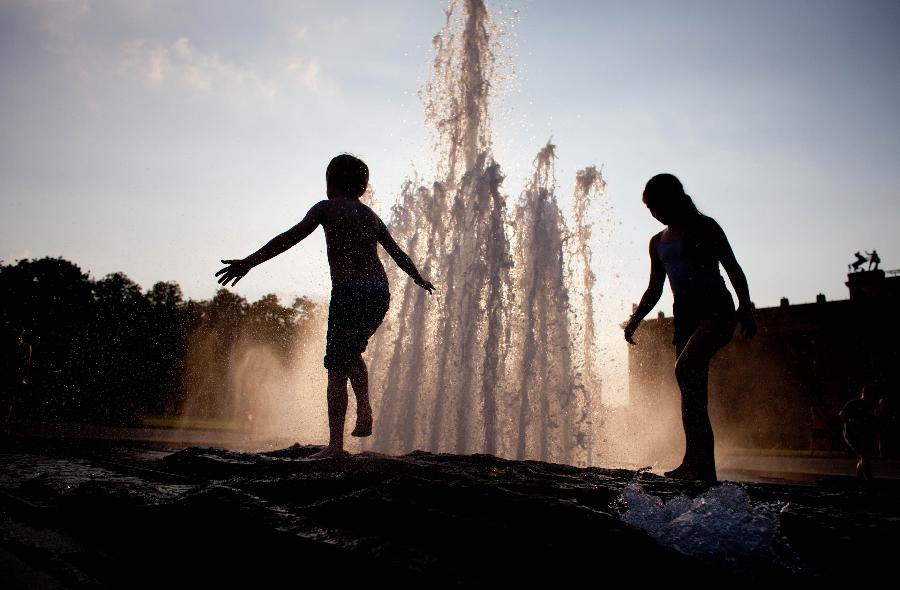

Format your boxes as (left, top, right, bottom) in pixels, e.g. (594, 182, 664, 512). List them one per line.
(0, 257, 320, 426)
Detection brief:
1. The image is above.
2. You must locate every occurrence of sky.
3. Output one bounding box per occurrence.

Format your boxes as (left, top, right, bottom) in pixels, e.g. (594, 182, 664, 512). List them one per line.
(2, 0, 899, 320)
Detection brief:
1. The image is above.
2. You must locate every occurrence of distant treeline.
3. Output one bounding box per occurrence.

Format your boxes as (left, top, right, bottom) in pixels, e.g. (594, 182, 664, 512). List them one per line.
(0, 257, 319, 426)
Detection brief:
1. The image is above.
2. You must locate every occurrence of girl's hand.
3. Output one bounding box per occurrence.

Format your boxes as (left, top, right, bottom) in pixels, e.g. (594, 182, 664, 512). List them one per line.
(215, 258, 252, 287)
(622, 318, 639, 345)
(737, 306, 757, 339)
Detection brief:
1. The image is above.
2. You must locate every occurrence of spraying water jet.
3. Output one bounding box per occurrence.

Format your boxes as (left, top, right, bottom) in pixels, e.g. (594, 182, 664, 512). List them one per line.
(367, 0, 608, 466)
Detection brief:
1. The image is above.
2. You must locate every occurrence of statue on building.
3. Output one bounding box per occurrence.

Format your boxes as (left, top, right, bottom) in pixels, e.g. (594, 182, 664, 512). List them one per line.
(867, 250, 881, 271)
(849, 251, 868, 272)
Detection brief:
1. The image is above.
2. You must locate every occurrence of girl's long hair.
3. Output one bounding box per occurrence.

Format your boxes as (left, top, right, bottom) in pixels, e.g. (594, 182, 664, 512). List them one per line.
(644, 173, 715, 261)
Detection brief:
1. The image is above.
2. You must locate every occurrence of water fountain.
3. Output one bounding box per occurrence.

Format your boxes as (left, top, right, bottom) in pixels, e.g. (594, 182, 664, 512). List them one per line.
(176, 0, 609, 464)
(366, 0, 607, 466)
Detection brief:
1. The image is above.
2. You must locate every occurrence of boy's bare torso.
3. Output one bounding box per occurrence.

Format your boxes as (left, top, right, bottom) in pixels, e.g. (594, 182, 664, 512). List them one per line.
(215, 186, 430, 297)
(317, 197, 389, 286)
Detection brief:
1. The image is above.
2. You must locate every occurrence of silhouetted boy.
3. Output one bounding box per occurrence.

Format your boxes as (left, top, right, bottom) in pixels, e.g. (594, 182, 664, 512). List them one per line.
(216, 154, 434, 458)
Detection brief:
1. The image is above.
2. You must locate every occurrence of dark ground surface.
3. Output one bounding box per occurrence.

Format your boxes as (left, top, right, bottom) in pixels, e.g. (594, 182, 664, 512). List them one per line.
(1, 435, 899, 588)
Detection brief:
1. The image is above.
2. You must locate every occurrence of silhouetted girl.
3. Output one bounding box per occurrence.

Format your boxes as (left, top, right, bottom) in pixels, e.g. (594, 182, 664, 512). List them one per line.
(624, 174, 756, 481)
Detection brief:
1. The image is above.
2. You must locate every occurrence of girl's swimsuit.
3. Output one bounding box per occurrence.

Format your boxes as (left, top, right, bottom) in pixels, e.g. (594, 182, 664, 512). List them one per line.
(657, 237, 736, 350)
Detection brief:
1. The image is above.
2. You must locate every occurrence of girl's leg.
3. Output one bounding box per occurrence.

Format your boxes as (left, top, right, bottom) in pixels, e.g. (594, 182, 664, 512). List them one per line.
(311, 368, 350, 458)
(348, 354, 373, 437)
(669, 319, 731, 480)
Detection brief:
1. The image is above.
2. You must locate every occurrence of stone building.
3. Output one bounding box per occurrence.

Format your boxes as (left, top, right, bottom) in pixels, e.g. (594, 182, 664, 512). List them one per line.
(627, 269, 900, 451)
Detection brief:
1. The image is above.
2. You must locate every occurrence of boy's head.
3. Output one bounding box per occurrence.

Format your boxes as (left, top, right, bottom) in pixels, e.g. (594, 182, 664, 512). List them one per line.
(326, 154, 369, 199)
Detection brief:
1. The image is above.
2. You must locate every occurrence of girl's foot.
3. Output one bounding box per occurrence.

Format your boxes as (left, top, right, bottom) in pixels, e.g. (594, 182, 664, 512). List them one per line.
(664, 463, 717, 482)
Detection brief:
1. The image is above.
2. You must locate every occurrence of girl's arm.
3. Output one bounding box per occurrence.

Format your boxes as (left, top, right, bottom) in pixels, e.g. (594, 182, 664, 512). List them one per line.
(708, 218, 757, 338)
(624, 234, 666, 344)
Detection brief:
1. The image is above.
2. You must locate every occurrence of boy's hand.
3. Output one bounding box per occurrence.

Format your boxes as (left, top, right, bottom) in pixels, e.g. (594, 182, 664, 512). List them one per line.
(415, 277, 436, 294)
(215, 258, 252, 287)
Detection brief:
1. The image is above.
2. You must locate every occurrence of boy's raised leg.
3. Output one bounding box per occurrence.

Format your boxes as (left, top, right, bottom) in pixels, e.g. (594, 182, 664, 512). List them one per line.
(349, 354, 373, 437)
(311, 368, 350, 459)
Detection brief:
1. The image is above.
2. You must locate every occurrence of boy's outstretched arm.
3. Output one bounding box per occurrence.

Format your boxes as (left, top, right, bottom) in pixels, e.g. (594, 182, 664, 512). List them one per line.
(377, 220, 435, 293)
(216, 201, 325, 287)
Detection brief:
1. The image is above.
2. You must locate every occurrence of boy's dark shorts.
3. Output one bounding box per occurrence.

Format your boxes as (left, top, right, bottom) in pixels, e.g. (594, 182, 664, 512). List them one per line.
(323, 282, 390, 371)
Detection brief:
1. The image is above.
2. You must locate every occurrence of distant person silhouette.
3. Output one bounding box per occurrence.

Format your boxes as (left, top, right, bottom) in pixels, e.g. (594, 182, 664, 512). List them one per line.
(840, 384, 878, 480)
(216, 154, 435, 459)
(876, 395, 896, 459)
(623, 174, 756, 482)
(849, 251, 867, 272)
(2, 325, 31, 438)
(866, 250, 881, 271)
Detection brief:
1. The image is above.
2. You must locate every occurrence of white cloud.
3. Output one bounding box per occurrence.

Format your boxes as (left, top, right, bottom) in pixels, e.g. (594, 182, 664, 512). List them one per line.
(118, 39, 170, 85)
(118, 37, 253, 91)
(116, 36, 287, 98)
(286, 58, 320, 90)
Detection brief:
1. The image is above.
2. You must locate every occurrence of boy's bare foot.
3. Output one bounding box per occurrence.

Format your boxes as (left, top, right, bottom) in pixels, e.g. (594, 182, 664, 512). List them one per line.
(351, 408, 372, 437)
(310, 446, 349, 459)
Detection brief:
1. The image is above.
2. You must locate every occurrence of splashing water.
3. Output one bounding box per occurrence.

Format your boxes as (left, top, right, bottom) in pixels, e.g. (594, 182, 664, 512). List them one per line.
(366, 0, 607, 465)
(620, 477, 786, 565)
